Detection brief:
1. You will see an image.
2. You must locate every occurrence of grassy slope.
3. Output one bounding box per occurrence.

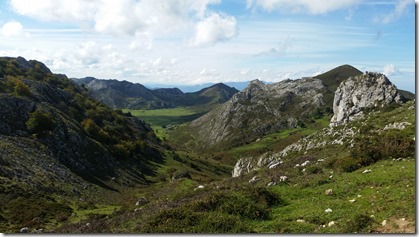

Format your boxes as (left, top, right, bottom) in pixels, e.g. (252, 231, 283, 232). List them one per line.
(50, 101, 415, 234)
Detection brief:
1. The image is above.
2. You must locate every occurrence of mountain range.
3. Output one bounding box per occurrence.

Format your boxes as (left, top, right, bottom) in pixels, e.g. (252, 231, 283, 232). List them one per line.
(0, 57, 415, 234)
(72, 77, 239, 110)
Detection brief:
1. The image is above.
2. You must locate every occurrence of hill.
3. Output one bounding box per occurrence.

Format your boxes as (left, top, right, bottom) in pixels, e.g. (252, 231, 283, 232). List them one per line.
(72, 78, 239, 110)
(0, 59, 415, 234)
(170, 65, 412, 151)
(0, 57, 170, 231)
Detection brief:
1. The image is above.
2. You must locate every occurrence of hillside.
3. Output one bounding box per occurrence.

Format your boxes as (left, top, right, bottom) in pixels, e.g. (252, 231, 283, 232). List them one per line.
(72, 78, 239, 110)
(170, 65, 412, 151)
(0, 57, 171, 231)
(55, 99, 415, 234)
(0, 59, 415, 234)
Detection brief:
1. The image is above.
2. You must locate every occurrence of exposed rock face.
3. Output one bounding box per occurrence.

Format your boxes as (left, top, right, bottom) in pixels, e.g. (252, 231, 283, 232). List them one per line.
(0, 57, 164, 198)
(189, 78, 326, 149)
(231, 71, 412, 177)
(330, 72, 403, 127)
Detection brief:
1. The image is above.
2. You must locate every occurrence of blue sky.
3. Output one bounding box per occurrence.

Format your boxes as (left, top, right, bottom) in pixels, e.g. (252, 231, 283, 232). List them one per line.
(0, 0, 415, 92)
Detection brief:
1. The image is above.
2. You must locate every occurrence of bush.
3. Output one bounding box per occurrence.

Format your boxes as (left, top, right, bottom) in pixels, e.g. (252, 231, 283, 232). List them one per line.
(334, 156, 362, 173)
(13, 79, 31, 96)
(343, 214, 375, 233)
(350, 128, 415, 168)
(26, 109, 55, 134)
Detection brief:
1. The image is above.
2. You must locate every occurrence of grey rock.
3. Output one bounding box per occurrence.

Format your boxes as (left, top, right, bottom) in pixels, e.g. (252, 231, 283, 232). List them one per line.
(330, 72, 403, 127)
(189, 77, 326, 149)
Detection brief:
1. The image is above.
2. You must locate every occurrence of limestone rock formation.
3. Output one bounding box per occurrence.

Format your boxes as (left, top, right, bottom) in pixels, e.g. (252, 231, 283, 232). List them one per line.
(189, 78, 326, 149)
(330, 72, 403, 127)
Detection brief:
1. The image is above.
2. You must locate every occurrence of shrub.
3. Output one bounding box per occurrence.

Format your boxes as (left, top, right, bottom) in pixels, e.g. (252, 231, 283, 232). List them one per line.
(350, 128, 415, 167)
(13, 79, 31, 96)
(343, 214, 375, 233)
(334, 156, 362, 173)
(26, 109, 55, 134)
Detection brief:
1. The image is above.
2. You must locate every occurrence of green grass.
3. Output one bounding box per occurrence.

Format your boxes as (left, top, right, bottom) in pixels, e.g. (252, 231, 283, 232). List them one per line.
(123, 107, 205, 127)
(69, 204, 121, 223)
(258, 158, 415, 233)
(228, 116, 331, 159)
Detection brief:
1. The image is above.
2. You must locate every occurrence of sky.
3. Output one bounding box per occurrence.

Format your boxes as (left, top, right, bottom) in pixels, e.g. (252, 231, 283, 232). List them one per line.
(0, 0, 415, 92)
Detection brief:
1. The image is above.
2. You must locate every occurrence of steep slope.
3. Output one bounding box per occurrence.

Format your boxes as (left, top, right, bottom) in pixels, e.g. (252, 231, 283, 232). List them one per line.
(0, 57, 166, 230)
(314, 64, 363, 107)
(330, 71, 404, 127)
(73, 78, 169, 109)
(232, 71, 412, 176)
(181, 78, 327, 150)
(72, 78, 239, 110)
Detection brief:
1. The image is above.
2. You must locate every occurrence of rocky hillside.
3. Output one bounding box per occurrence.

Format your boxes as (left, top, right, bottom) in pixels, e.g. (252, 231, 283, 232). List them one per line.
(0, 57, 166, 224)
(232, 71, 412, 177)
(330, 72, 404, 127)
(72, 78, 238, 110)
(173, 65, 412, 151)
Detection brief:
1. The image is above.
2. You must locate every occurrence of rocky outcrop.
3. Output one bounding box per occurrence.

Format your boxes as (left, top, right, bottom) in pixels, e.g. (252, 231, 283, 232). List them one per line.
(330, 72, 403, 127)
(188, 78, 326, 149)
(231, 71, 412, 177)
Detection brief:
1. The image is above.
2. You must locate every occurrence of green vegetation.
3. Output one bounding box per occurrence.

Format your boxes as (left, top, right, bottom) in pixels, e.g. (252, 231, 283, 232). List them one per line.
(123, 107, 205, 127)
(26, 109, 56, 134)
(0, 58, 415, 234)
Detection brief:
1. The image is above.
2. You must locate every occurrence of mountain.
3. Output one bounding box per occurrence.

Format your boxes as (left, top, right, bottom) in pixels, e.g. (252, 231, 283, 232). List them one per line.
(72, 78, 239, 110)
(178, 77, 327, 150)
(172, 65, 411, 151)
(0, 57, 167, 230)
(233, 71, 410, 177)
(146, 81, 248, 93)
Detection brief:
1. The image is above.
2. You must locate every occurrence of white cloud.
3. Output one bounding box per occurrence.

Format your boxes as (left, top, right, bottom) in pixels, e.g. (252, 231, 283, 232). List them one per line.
(190, 12, 238, 47)
(256, 37, 293, 57)
(374, 0, 412, 24)
(152, 57, 162, 67)
(240, 69, 250, 75)
(383, 64, 400, 76)
(129, 33, 153, 50)
(247, 0, 362, 14)
(2, 20, 24, 37)
(200, 68, 218, 76)
(9, 0, 223, 37)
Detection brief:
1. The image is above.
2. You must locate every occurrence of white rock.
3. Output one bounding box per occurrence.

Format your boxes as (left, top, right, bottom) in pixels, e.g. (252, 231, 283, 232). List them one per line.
(194, 185, 204, 191)
(249, 176, 260, 183)
(362, 169, 372, 174)
(279, 176, 288, 182)
(328, 221, 336, 227)
(325, 208, 333, 213)
(325, 189, 333, 196)
(381, 220, 387, 226)
(349, 199, 356, 203)
(267, 182, 276, 187)
(296, 219, 305, 223)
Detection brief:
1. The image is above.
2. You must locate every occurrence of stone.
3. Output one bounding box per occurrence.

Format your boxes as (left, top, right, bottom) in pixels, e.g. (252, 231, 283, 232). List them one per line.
(328, 221, 336, 227)
(194, 185, 204, 191)
(135, 197, 148, 206)
(20, 227, 29, 233)
(267, 181, 276, 187)
(325, 189, 333, 196)
(249, 176, 260, 183)
(325, 208, 332, 213)
(330, 72, 403, 127)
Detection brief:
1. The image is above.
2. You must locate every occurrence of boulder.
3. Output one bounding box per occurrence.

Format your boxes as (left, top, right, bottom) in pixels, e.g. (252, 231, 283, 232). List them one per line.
(330, 72, 403, 127)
